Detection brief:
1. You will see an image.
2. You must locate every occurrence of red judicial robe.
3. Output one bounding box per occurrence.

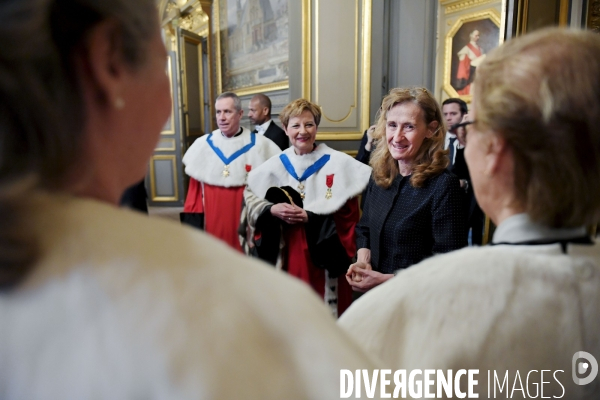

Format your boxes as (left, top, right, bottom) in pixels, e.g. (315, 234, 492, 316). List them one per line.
(245, 144, 372, 316)
(456, 42, 482, 95)
(182, 127, 281, 251)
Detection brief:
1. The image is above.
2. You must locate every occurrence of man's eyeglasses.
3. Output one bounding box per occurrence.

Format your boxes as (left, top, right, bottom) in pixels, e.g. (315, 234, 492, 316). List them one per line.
(451, 120, 476, 131)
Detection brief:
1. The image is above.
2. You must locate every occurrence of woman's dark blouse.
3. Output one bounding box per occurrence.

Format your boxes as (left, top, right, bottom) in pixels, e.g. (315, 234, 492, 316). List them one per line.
(356, 170, 467, 274)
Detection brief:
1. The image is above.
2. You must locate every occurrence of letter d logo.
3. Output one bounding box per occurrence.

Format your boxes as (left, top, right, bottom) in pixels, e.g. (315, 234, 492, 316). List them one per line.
(572, 351, 598, 386)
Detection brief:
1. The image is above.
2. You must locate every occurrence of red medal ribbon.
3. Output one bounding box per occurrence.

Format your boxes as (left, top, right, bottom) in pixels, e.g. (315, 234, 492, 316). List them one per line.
(326, 174, 334, 188)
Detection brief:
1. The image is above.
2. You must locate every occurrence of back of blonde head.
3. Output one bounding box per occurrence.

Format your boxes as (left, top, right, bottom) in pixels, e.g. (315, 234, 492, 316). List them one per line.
(473, 28, 600, 228)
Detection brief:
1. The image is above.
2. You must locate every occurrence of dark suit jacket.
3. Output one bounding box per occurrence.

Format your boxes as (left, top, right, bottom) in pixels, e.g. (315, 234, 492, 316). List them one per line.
(355, 129, 371, 165)
(120, 179, 148, 214)
(357, 171, 467, 274)
(451, 148, 484, 245)
(263, 121, 289, 151)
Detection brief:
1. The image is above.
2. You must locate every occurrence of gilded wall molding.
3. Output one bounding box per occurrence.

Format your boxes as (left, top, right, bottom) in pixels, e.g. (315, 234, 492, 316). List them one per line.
(214, 1, 222, 95)
(149, 155, 179, 202)
(315, 0, 359, 124)
(360, 0, 372, 132)
(178, 10, 209, 36)
(441, 0, 496, 14)
(302, 0, 312, 99)
(589, 0, 600, 33)
(156, 138, 177, 151)
(306, 0, 371, 140)
(233, 81, 290, 97)
(162, 55, 175, 136)
(316, 132, 364, 141)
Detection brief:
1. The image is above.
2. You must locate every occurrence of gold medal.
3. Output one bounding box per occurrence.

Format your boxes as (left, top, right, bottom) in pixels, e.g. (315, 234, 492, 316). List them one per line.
(222, 165, 230, 177)
(298, 182, 305, 199)
(325, 174, 334, 199)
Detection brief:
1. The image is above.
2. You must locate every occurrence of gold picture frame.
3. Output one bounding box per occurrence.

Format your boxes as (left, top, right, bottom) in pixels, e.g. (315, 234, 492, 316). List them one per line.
(214, 0, 290, 96)
(587, 0, 600, 33)
(443, 9, 502, 102)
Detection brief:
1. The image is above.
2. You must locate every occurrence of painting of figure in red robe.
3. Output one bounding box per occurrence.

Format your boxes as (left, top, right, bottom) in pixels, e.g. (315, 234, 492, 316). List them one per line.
(451, 18, 500, 96)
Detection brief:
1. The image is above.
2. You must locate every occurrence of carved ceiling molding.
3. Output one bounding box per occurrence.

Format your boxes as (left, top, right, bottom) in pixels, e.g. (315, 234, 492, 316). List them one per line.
(160, 0, 209, 35)
(441, 0, 497, 14)
(178, 8, 207, 30)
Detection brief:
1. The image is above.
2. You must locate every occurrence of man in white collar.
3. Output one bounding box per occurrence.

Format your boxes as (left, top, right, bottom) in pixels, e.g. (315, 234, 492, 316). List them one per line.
(442, 97, 467, 168)
(248, 93, 289, 151)
(181, 92, 281, 252)
(216, 92, 244, 138)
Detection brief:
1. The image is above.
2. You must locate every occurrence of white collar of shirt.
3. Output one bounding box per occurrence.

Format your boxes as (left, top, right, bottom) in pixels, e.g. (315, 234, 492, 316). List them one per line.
(444, 131, 463, 164)
(492, 213, 587, 244)
(445, 131, 464, 149)
(255, 119, 272, 135)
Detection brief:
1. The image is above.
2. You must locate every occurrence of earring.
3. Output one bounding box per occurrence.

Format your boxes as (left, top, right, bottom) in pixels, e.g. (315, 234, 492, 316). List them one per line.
(114, 97, 125, 110)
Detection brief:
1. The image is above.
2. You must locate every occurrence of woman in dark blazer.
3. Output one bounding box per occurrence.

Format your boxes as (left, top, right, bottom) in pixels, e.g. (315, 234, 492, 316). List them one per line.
(346, 87, 467, 292)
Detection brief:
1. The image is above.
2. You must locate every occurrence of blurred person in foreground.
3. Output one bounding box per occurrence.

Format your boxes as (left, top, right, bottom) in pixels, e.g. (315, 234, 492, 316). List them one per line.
(339, 29, 600, 398)
(244, 99, 371, 317)
(0, 1, 377, 398)
(346, 87, 467, 293)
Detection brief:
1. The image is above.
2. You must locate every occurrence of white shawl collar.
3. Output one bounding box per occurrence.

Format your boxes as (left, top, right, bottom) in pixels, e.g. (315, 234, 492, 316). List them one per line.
(182, 127, 281, 187)
(247, 144, 372, 215)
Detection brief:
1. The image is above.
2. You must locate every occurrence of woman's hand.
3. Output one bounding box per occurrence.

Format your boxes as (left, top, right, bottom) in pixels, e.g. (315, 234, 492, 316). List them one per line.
(270, 203, 308, 224)
(347, 248, 372, 282)
(357, 248, 371, 265)
(345, 261, 372, 282)
(365, 124, 377, 151)
(345, 265, 393, 292)
(456, 113, 470, 146)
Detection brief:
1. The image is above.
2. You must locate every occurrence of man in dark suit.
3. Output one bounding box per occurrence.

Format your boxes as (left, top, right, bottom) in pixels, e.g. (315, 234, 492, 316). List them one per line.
(248, 93, 289, 151)
(442, 97, 484, 245)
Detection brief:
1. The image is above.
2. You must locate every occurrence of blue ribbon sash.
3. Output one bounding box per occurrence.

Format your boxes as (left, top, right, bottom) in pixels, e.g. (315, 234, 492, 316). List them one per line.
(279, 153, 331, 182)
(206, 132, 256, 165)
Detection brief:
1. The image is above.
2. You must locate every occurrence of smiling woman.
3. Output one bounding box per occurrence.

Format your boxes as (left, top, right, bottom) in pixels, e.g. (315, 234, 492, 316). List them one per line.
(243, 98, 372, 317)
(339, 31, 600, 398)
(285, 110, 318, 154)
(346, 87, 467, 293)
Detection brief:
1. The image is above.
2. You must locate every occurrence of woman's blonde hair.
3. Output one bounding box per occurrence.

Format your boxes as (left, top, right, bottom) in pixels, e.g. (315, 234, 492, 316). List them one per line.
(370, 87, 447, 188)
(473, 28, 600, 228)
(279, 98, 322, 128)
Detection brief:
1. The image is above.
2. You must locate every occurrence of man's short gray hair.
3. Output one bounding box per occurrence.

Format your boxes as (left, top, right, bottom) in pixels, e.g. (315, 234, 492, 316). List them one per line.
(216, 92, 242, 112)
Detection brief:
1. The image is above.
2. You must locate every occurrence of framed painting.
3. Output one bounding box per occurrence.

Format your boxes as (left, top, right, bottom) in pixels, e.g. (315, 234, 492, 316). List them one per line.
(443, 9, 502, 102)
(216, 0, 289, 96)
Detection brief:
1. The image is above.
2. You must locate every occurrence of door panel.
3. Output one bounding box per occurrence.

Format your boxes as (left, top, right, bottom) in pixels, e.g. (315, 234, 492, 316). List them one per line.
(147, 29, 210, 207)
(147, 51, 185, 206)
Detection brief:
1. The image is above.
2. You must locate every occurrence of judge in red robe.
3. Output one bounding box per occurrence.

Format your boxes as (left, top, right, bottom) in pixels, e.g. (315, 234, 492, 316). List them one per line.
(182, 92, 281, 252)
(243, 99, 371, 317)
(456, 29, 484, 95)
